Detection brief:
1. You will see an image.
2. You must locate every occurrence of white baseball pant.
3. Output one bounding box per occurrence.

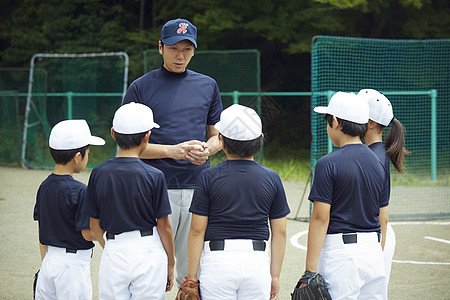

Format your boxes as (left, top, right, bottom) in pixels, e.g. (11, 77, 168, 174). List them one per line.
(199, 239, 271, 300)
(382, 222, 396, 299)
(98, 228, 167, 300)
(318, 232, 386, 300)
(35, 246, 92, 300)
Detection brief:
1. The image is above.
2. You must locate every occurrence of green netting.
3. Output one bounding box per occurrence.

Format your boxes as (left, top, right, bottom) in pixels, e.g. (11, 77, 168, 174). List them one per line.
(311, 36, 450, 220)
(0, 68, 29, 166)
(143, 49, 261, 110)
(20, 53, 128, 169)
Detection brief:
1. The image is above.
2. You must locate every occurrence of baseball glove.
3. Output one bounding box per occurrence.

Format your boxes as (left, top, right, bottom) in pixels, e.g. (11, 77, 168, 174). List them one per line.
(33, 269, 39, 299)
(175, 276, 201, 300)
(291, 270, 332, 300)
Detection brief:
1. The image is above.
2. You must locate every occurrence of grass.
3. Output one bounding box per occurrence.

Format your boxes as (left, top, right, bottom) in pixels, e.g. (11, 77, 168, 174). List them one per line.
(210, 144, 311, 182)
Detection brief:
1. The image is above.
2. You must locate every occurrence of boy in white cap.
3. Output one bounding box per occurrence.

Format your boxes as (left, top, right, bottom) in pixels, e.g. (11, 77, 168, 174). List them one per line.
(82, 102, 175, 300)
(358, 88, 409, 299)
(299, 92, 387, 299)
(180, 104, 290, 300)
(34, 119, 105, 300)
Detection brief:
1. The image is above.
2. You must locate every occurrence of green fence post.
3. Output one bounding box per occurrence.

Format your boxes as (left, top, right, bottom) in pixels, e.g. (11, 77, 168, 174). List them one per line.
(67, 91, 73, 120)
(232, 90, 240, 104)
(327, 90, 334, 153)
(431, 89, 437, 181)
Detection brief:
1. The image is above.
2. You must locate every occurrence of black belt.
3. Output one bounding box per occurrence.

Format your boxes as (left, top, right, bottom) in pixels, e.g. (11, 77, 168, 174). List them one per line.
(209, 240, 266, 251)
(342, 232, 381, 244)
(65, 248, 93, 257)
(106, 229, 153, 240)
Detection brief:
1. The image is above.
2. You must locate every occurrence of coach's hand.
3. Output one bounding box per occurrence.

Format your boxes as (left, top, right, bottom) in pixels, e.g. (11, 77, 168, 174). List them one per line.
(169, 140, 205, 161)
(187, 142, 209, 165)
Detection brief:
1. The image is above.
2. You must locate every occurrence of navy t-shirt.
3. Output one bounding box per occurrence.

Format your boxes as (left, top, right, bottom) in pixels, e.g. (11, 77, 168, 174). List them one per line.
(82, 157, 172, 235)
(122, 67, 223, 189)
(34, 174, 94, 250)
(308, 144, 386, 234)
(190, 160, 290, 241)
(369, 142, 390, 208)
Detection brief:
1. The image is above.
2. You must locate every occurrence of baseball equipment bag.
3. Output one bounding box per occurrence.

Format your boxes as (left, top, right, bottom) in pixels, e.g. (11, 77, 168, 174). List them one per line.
(175, 276, 201, 300)
(291, 270, 332, 300)
(33, 270, 39, 299)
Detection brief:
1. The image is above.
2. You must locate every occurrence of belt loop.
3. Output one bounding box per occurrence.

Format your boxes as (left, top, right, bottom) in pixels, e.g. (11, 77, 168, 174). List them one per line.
(342, 233, 357, 244)
(377, 232, 381, 243)
(66, 248, 77, 254)
(252, 240, 266, 251)
(140, 229, 153, 237)
(209, 240, 225, 251)
(106, 232, 115, 240)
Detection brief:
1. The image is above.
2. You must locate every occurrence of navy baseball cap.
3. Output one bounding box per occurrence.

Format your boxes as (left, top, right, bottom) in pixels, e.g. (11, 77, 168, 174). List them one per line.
(161, 18, 197, 48)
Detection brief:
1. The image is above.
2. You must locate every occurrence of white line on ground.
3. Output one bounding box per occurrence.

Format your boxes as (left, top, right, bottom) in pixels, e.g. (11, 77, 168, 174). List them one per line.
(424, 236, 450, 244)
(392, 260, 450, 265)
(289, 230, 308, 251)
(390, 221, 450, 225)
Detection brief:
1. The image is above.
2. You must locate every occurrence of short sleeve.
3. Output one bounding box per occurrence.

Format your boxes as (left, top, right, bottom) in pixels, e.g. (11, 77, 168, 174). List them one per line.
(309, 158, 334, 204)
(75, 187, 91, 231)
(206, 81, 223, 125)
(190, 173, 210, 216)
(268, 174, 290, 219)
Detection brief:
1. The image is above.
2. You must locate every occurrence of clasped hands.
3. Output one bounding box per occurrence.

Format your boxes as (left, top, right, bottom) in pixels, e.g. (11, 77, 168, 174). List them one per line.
(172, 140, 209, 165)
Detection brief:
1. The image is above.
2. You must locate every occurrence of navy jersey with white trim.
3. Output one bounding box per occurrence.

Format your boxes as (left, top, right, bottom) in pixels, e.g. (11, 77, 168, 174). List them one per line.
(82, 157, 171, 235)
(190, 160, 290, 241)
(122, 67, 223, 189)
(34, 174, 94, 250)
(369, 142, 390, 208)
(308, 144, 386, 234)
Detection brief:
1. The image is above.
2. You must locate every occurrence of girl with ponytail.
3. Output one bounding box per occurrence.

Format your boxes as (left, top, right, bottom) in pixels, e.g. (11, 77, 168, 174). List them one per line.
(358, 88, 409, 300)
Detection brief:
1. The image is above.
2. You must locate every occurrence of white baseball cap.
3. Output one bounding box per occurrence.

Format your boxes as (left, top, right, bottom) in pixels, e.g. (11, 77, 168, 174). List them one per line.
(113, 102, 160, 134)
(358, 89, 394, 126)
(314, 92, 369, 124)
(49, 119, 105, 150)
(214, 104, 262, 141)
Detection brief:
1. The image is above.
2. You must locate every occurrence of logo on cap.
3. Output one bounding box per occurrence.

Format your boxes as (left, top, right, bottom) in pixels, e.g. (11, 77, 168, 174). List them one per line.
(177, 23, 189, 34)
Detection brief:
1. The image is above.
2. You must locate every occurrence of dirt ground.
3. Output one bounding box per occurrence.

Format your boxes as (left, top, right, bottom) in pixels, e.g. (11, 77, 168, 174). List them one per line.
(0, 166, 449, 299)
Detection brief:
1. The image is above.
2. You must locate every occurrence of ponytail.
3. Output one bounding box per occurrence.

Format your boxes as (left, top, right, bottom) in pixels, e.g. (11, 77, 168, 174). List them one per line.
(385, 118, 410, 173)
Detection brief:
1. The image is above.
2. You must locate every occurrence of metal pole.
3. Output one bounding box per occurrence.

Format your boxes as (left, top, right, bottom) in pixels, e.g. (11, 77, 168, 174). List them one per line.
(327, 90, 334, 154)
(232, 90, 239, 104)
(21, 54, 38, 168)
(431, 89, 437, 181)
(67, 91, 73, 120)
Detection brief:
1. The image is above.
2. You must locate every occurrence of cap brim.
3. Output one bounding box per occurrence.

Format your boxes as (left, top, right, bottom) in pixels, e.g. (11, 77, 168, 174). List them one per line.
(214, 121, 221, 132)
(152, 122, 160, 129)
(88, 136, 106, 146)
(162, 36, 197, 48)
(313, 106, 328, 114)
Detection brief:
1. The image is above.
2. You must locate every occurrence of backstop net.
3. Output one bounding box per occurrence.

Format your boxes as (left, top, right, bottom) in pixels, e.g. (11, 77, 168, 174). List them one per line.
(0, 68, 30, 166)
(311, 36, 450, 220)
(20, 52, 128, 169)
(143, 49, 260, 109)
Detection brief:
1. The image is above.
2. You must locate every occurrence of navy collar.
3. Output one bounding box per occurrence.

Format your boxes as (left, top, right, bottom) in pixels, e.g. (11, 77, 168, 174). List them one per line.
(161, 64, 188, 78)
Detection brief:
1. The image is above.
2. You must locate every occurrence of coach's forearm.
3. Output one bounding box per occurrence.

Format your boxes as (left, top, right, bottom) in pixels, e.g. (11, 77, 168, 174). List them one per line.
(205, 134, 222, 156)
